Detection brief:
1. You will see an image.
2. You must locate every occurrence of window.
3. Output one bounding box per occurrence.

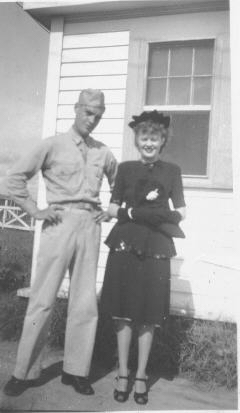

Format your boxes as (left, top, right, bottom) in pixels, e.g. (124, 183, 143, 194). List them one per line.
(145, 40, 214, 176)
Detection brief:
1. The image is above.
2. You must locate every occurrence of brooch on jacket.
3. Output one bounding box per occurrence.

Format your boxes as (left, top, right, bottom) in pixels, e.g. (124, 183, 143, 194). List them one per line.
(146, 188, 159, 201)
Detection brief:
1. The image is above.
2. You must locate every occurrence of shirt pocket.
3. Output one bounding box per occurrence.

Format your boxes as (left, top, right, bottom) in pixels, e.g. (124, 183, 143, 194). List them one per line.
(52, 161, 81, 177)
(48, 161, 83, 194)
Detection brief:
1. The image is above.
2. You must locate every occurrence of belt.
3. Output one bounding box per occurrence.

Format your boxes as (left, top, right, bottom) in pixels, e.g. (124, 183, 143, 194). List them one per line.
(51, 201, 97, 211)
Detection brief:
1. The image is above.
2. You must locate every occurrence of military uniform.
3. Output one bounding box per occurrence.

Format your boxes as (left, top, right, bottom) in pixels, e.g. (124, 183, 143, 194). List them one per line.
(7, 125, 117, 379)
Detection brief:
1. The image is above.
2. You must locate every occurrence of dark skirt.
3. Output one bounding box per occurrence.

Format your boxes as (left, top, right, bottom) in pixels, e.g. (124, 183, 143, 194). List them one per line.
(100, 250, 171, 327)
(105, 221, 176, 258)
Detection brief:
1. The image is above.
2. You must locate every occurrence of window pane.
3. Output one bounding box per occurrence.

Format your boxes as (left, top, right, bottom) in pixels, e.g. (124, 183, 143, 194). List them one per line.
(194, 43, 214, 75)
(170, 46, 192, 76)
(168, 77, 191, 104)
(161, 112, 209, 175)
(146, 40, 214, 109)
(193, 76, 212, 104)
(148, 46, 168, 77)
(146, 78, 167, 105)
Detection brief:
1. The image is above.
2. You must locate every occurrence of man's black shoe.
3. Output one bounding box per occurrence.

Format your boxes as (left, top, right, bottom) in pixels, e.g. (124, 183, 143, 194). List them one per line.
(61, 371, 94, 395)
(3, 376, 33, 397)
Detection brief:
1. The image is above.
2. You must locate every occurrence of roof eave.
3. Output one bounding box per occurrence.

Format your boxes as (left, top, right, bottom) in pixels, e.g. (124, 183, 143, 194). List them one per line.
(22, 0, 229, 31)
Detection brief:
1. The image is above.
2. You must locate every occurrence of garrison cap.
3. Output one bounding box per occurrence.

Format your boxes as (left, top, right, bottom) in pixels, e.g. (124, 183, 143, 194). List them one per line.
(78, 89, 105, 110)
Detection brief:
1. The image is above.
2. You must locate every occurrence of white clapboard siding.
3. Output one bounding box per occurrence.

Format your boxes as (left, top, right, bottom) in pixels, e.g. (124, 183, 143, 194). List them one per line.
(178, 190, 235, 257)
(171, 191, 237, 321)
(170, 290, 234, 321)
(60, 75, 127, 91)
(91, 119, 125, 135)
(99, 192, 112, 208)
(170, 257, 238, 322)
(97, 269, 107, 284)
(57, 29, 131, 306)
(57, 104, 125, 119)
(91, 134, 123, 148)
(96, 268, 105, 285)
(63, 31, 129, 49)
(98, 251, 109, 269)
(99, 237, 113, 255)
(59, 90, 126, 105)
(57, 118, 124, 134)
(100, 176, 116, 192)
(61, 61, 128, 77)
(62, 45, 129, 63)
(101, 221, 114, 238)
(172, 265, 237, 299)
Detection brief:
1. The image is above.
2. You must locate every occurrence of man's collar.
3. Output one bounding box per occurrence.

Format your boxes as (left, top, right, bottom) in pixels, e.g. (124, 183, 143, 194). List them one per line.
(69, 126, 91, 146)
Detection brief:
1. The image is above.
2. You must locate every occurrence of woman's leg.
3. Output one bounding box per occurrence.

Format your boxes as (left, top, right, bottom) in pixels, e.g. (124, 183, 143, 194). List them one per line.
(135, 324, 155, 393)
(115, 319, 132, 391)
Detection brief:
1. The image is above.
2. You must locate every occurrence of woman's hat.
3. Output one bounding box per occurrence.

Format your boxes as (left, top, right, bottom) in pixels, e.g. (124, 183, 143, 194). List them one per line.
(128, 110, 170, 129)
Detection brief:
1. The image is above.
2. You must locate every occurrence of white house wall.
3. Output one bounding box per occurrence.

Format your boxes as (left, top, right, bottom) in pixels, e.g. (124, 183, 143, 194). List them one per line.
(57, 28, 129, 202)
(32, 9, 237, 322)
(63, 11, 232, 190)
(57, 29, 129, 158)
(55, 28, 130, 298)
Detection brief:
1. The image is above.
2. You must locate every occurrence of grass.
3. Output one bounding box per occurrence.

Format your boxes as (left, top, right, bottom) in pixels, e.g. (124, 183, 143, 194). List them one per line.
(0, 292, 28, 340)
(0, 227, 34, 273)
(0, 293, 237, 390)
(179, 319, 237, 389)
(0, 227, 237, 389)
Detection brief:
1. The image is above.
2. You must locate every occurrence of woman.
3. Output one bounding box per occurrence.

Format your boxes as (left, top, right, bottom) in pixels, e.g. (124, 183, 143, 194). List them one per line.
(100, 110, 186, 405)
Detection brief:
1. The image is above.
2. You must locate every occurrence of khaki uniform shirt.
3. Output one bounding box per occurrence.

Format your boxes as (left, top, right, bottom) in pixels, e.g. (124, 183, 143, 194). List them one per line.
(7, 127, 118, 209)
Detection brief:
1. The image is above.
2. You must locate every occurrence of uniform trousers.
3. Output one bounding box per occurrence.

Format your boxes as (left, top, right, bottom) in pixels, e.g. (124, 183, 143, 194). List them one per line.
(14, 208, 101, 380)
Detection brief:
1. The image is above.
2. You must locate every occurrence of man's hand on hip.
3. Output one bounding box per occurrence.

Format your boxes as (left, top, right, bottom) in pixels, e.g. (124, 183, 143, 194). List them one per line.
(94, 210, 110, 224)
(33, 205, 64, 224)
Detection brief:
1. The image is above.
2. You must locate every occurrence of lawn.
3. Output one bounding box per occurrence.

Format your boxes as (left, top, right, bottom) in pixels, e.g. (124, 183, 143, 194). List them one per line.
(0, 227, 238, 390)
(0, 227, 34, 274)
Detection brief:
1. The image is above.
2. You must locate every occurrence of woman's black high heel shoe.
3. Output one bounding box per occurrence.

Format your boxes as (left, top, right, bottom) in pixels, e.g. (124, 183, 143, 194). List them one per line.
(134, 377, 148, 405)
(113, 375, 129, 402)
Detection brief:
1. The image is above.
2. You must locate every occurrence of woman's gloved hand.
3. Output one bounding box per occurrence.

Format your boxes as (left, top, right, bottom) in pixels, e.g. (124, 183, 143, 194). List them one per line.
(117, 206, 182, 226)
(131, 207, 182, 225)
(131, 207, 162, 225)
(160, 210, 182, 224)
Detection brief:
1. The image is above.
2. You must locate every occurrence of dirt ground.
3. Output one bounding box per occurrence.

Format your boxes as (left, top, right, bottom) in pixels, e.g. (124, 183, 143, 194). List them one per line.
(0, 340, 237, 412)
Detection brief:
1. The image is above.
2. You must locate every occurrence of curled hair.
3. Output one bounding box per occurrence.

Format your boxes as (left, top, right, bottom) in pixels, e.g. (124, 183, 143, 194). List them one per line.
(134, 119, 169, 153)
(129, 111, 170, 153)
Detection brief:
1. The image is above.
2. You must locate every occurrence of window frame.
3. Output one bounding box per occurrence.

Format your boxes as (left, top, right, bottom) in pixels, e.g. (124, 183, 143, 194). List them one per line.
(142, 37, 216, 182)
(122, 25, 231, 190)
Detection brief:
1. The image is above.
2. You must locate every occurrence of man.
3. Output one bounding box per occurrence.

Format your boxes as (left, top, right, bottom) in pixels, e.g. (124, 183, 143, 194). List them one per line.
(4, 89, 118, 397)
